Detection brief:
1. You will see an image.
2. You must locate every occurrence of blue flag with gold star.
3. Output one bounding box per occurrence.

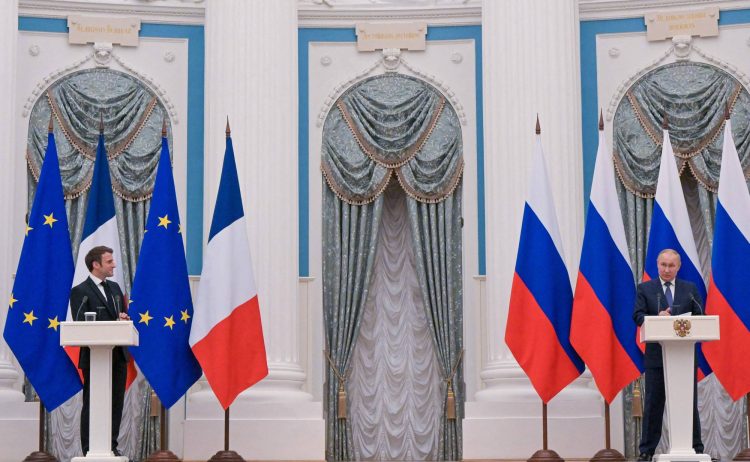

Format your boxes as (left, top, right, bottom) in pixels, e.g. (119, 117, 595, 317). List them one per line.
(3, 130, 82, 411)
(129, 135, 202, 408)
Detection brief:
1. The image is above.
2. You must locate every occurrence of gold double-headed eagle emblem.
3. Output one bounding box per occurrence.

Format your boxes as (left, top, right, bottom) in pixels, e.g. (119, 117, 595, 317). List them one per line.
(673, 318, 692, 337)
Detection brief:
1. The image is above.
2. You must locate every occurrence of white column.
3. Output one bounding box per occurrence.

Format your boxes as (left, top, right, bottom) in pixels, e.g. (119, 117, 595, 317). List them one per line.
(185, 1, 323, 459)
(464, 1, 603, 458)
(0, 0, 24, 404)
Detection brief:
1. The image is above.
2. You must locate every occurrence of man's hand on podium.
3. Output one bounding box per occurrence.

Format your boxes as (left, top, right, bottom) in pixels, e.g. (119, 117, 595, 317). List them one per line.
(118, 312, 130, 321)
(658, 308, 671, 316)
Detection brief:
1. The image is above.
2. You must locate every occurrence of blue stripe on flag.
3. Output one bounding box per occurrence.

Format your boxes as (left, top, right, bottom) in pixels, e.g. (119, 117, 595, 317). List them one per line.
(515, 204, 585, 372)
(645, 203, 707, 296)
(81, 134, 116, 241)
(579, 205, 643, 371)
(712, 202, 750, 331)
(208, 137, 244, 242)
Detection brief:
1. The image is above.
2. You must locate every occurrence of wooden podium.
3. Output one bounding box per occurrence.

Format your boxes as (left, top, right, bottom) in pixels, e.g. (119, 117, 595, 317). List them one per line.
(60, 321, 139, 462)
(640, 315, 719, 462)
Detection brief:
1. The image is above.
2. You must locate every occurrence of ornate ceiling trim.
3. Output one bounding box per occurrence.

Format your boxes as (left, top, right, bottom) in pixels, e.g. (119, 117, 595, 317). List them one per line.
(579, 0, 750, 21)
(297, 0, 481, 27)
(19, 0, 205, 25)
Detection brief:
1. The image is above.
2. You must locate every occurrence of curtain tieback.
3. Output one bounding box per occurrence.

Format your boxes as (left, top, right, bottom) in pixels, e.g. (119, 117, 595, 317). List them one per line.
(444, 349, 464, 420)
(324, 350, 350, 420)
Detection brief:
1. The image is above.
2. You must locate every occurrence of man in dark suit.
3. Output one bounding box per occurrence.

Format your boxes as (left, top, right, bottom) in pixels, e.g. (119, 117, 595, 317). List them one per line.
(633, 248, 704, 461)
(69, 245, 130, 457)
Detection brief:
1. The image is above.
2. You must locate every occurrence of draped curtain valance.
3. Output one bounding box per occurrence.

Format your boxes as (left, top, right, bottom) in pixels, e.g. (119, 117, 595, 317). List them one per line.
(321, 73, 463, 205)
(613, 62, 750, 197)
(27, 68, 172, 202)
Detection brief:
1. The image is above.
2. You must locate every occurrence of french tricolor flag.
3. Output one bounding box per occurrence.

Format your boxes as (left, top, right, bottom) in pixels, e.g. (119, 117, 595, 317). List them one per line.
(189, 125, 268, 409)
(702, 118, 750, 400)
(571, 117, 642, 404)
(644, 127, 711, 378)
(505, 124, 584, 403)
(67, 132, 136, 385)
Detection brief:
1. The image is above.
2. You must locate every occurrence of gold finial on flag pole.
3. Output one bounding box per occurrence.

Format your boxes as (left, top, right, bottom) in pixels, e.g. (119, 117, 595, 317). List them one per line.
(599, 109, 604, 131)
(535, 114, 541, 135)
(99, 112, 104, 134)
(226, 117, 231, 138)
(725, 101, 731, 121)
(48, 115, 53, 133)
(662, 113, 669, 130)
(162, 118, 167, 137)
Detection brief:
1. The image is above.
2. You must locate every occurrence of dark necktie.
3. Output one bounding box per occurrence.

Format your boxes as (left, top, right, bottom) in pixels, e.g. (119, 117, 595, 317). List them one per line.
(664, 281, 673, 308)
(101, 280, 114, 311)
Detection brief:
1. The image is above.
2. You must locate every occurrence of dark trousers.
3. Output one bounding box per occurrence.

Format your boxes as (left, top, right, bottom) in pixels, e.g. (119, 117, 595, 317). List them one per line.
(81, 355, 127, 454)
(639, 367, 703, 455)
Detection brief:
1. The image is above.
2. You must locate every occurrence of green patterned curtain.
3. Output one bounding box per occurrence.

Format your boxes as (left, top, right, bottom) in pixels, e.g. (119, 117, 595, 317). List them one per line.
(321, 73, 463, 461)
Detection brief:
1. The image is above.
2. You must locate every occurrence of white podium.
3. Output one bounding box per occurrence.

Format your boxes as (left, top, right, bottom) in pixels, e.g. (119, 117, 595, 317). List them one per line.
(60, 321, 138, 462)
(640, 315, 719, 462)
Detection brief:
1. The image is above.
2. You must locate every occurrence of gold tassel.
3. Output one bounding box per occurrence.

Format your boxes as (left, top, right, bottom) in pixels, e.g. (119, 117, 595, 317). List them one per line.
(337, 385, 347, 419)
(632, 380, 643, 418)
(446, 384, 456, 420)
(149, 390, 160, 418)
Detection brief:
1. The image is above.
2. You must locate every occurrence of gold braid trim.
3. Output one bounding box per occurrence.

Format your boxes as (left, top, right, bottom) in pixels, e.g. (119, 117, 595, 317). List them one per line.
(337, 96, 446, 168)
(627, 84, 742, 159)
(47, 91, 95, 159)
(26, 147, 93, 200)
(686, 159, 718, 194)
(108, 97, 158, 159)
(612, 150, 655, 199)
(320, 160, 392, 206)
(395, 158, 464, 204)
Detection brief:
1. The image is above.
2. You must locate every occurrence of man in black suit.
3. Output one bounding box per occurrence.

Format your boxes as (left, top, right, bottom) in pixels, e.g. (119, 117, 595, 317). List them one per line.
(69, 245, 130, 457)
(633, 248, 704, 461)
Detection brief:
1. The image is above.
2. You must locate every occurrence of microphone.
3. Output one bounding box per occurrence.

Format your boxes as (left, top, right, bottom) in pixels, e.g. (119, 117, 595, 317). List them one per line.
(690, 293, 704, 316)
(114, 294, 121, 317)
(657, 292, 662, 311)
(75, 295, 89, 321)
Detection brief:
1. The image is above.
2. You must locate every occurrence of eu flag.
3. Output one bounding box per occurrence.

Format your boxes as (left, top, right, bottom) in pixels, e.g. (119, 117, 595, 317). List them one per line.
(128, 135, 202, 408)
(3, 130, 82, 411)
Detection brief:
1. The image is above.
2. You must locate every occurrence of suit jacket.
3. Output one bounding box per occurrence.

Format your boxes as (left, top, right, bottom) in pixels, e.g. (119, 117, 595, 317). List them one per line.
(632, 277, 703, 369)
(70, 276, 129, 369)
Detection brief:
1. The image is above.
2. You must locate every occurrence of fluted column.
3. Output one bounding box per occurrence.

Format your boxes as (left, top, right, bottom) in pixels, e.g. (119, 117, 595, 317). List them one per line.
(0, 0, 24, 404)
(478, 0, 586, 401)
(201, 0, 309, 404)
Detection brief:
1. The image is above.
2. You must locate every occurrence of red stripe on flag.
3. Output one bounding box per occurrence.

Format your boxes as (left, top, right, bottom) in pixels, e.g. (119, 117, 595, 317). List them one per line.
(506, 273, 581, 403)
(703, 281, 750, 401)
(571, 273, 641, 403)
(191, 296, 268, 409)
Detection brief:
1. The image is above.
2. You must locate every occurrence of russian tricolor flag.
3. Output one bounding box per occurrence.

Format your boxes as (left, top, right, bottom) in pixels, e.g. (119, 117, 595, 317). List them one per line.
(67, 132, 136, 386)
(571, 118, 642, 404)
(189, 126, 268, 409)
(505, 126, 584, 403)
(702, 118, 750, 400)
(644, 127, 711, 378)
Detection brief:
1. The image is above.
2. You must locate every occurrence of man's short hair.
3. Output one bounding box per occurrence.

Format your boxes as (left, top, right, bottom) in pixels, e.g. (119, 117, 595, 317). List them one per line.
(85, 246, 114, 271)
(657, 248, 681, 263)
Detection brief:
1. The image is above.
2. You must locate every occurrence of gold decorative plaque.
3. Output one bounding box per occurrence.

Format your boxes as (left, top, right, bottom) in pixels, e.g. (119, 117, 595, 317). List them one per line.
(673, 318, 692, 338)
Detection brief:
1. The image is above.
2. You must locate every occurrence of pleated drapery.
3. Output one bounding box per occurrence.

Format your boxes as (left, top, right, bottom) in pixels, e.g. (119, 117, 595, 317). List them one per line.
(322, 73, 463, 461)
(613, 61, 749, 459)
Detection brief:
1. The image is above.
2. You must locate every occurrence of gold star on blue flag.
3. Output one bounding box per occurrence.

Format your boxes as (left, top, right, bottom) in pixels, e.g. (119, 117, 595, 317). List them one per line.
(2, 128, 82, 410)
(129, 133, 202, 408)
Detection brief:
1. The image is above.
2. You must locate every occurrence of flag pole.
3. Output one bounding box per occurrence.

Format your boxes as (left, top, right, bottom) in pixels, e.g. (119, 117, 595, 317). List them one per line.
(734, 393, 750, 461)
(527, 402, 563, 462)
(23, 401, 57, 462)
(145, 403, 180, 462)
(208, 406, 244, 462)
(588, 112, 626, 462)
(589, 401, 625, 462)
